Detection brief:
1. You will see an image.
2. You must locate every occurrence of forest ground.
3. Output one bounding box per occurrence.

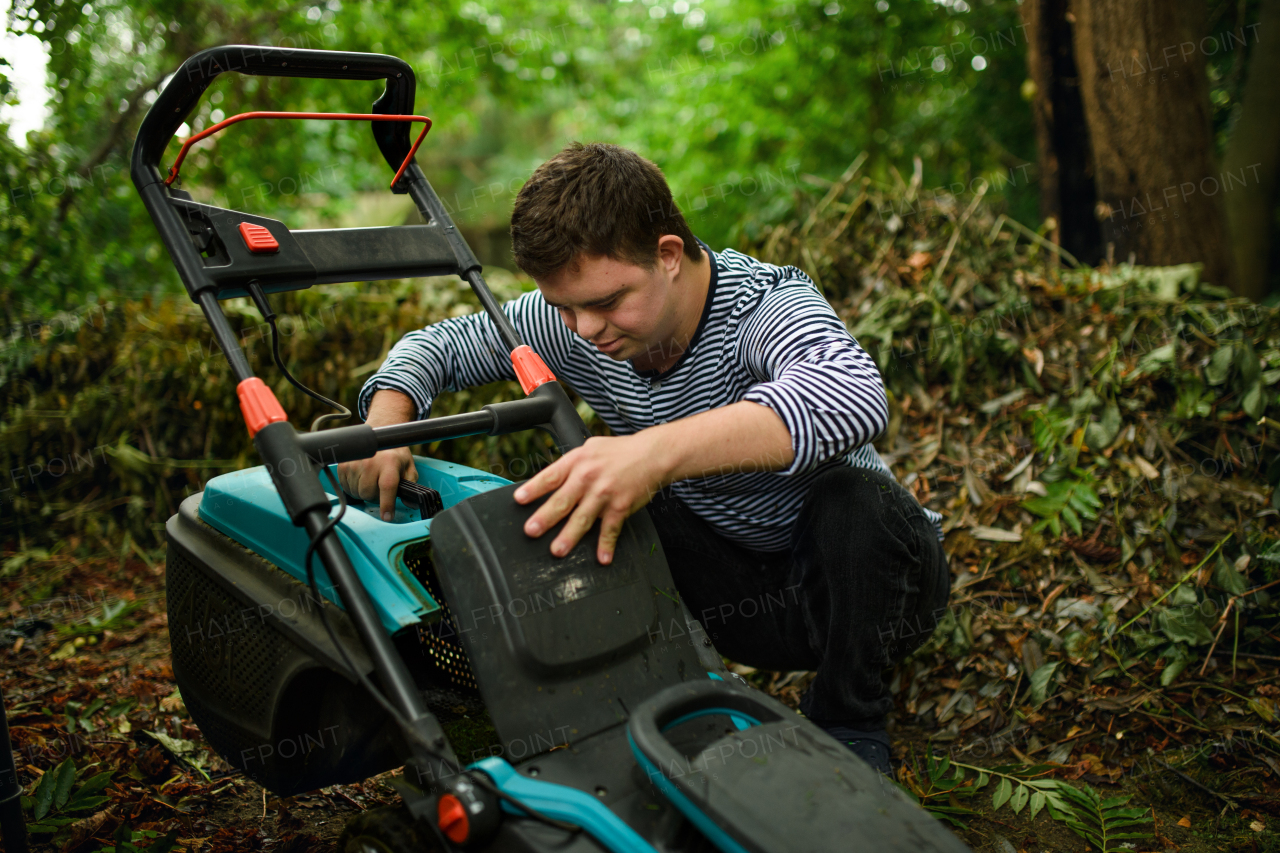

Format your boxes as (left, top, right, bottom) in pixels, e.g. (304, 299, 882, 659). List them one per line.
(3, 552, 1276, 853)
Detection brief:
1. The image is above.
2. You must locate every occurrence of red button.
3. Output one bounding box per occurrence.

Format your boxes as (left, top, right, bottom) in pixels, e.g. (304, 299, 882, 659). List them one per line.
(238, 222, 279, 253)
(437, 794, 470, 843)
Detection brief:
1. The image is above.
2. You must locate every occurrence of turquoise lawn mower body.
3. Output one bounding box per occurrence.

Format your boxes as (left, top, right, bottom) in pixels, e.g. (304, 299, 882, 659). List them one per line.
(197, 458, 511, 635)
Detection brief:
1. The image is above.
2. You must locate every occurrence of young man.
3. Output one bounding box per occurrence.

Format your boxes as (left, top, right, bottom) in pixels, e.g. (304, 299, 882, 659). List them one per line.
(338, 142, 949, 774)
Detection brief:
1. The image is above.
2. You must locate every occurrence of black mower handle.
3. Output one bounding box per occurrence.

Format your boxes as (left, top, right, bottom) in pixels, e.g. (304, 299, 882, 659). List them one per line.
(295, 381, 589, 463)
(132, 45, 416, 188)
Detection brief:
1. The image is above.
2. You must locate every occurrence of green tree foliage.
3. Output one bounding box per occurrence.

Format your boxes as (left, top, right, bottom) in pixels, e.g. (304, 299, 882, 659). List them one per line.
(2, 0, 1035, 321)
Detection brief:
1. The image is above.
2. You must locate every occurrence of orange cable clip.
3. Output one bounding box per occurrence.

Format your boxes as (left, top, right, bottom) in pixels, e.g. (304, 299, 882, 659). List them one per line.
(511, 345, 556, 394)
(236, 377, 288, 437)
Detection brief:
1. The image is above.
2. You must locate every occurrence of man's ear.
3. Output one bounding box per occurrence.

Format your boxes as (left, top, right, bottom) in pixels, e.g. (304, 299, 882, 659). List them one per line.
(656, 234, 685, 277)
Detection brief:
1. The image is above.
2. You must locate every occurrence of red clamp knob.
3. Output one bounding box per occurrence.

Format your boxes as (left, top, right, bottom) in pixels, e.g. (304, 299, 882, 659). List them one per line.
(437, 793, 470, 844)
(511, 344, 556, 394)
(236, 378, 287, 437)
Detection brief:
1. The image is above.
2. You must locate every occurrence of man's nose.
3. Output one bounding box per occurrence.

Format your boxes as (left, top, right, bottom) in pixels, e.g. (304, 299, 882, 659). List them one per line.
(577, 310, 606, 340)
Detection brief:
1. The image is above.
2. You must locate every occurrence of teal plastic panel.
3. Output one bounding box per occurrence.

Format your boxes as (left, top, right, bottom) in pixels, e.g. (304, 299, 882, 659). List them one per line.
(197, 456, 512, 635)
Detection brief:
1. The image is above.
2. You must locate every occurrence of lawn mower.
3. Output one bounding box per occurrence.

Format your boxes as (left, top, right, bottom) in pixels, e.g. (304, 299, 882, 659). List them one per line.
(131, 45, 971, 853)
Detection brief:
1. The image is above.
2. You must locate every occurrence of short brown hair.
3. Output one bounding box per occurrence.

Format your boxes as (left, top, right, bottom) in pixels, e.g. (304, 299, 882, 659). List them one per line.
(510, 142, 702, 279)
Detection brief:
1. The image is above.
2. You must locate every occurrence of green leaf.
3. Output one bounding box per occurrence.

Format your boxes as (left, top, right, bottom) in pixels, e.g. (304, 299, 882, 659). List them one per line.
(1028, 661, 1061, 705)
(1052, 783, 1153, 852)
(1155, 607, 1215, 646)
(1084, 403, 1121, 451)
(927, 808, 975, 830)
(1205, 344, 1234, 385)
(1029, 790, 1046, 820)
(1212, 554, 1247, 596)
(65, 794, 110, 813)
(32, 764, 59, 821)
(1136, 343, 1175, 376)
(1237, 338, 1262, 386)
(1010, 782, 1030, 814)
(975, 772, 989, 790)
(992, 777, 1012, 811)
(1161, 655, 1189, 687)
(1062, 504, 1082, 536)
(73, 770, 114, 798)
(52, 758, 77, 811)
(1243, 382, 1265, 419)
(37, 816, 78, 826)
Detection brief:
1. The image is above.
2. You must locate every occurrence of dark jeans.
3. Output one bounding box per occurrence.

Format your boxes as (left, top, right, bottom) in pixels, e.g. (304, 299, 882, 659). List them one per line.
(647, 466, 951, 730)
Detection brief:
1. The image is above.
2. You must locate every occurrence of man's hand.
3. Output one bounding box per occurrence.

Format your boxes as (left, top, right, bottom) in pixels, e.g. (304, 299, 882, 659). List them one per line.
(514, 433, 672, 565)
(337, 389, 418, 520)
(514, 401, 794, 564)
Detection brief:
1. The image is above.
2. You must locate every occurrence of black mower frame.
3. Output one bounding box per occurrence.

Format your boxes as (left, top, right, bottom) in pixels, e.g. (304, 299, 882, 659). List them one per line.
(130, 44, 592, 795)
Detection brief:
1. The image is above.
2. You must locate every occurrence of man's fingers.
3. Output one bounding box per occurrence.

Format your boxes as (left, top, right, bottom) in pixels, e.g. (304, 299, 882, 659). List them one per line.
(596, 511, 625, 565)
(378, 462, 400, 521)
(514, 452, 575, 504)
(339, 461, 366, 496)
(549, 491, 609, 557)
(523, 475, 584, 538)
(360, 463, 382, 502)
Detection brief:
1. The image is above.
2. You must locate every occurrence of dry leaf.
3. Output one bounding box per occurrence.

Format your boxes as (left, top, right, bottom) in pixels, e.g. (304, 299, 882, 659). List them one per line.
(1134, 455, 1161, 479)
(160, 690, 185, 714)
(906, 251, 933, 270)
(970, 525, 1022, 543)
(1062, 536, 1122, 563)
(1021, 346, 1044, 377)
(60, 806, 116, 852)
(1177, 816, 1192, 828)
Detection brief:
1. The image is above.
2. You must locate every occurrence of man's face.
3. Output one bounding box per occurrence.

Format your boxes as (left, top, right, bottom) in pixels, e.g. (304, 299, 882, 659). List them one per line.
(536, 251, 678, 362)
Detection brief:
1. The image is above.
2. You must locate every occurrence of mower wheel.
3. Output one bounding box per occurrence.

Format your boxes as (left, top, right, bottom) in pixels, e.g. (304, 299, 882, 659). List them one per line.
(337, 806, 443, 853)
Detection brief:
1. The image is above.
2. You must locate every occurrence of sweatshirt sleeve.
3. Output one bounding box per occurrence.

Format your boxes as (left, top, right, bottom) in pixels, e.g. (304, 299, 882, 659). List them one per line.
(737, 279, 889, 476)
(357, 289, 571, 421)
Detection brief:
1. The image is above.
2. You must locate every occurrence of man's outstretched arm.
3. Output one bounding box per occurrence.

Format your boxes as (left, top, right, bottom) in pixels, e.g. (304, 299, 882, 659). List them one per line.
(513, 399, 794, 565)
(339, 289, 573, 517)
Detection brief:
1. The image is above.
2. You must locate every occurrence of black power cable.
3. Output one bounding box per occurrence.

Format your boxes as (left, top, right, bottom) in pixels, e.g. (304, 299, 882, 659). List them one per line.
(246, 282, 351, 433)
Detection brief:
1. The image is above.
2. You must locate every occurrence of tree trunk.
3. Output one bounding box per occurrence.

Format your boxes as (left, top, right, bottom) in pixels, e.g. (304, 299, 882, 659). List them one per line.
(1070, 0, 1235, 290)
(1021, 0, 1103, 264)
(1222, 0, 1280, 302)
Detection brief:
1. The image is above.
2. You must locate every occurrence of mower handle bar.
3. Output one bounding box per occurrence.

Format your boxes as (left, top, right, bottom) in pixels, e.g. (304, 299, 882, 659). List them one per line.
(132, 45, 417, 185)
(294, 392, 563, 466)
